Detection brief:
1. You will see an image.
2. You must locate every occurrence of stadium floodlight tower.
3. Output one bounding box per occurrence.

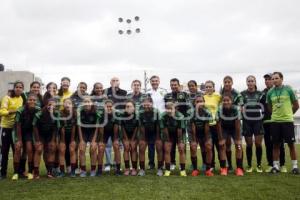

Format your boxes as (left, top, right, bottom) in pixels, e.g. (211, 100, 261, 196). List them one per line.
(118, 16, 141, 35)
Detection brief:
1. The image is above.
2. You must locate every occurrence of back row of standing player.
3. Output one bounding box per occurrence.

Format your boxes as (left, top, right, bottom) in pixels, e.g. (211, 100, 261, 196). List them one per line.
(0, 72, 299, 180)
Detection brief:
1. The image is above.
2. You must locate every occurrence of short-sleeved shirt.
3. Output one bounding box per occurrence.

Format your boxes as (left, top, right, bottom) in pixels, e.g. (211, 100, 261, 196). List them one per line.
(33, 110, 60, 134)
(15, 106, 41, 132)
(216, 106, 241, 130)
(118, 112, 139, 135)
(139, 108, 160, 133)
(190, 108, 212, 133)
(77, 108, 101, 129)
(164, 91, 189, 117)
(99, 110, 119, 134)
(160, 111, 186, 134)
(221, 89, 243, 106)
(266, 85, 297, 122)
(60, 112, 76, 135)
(241, 90, 263, 120)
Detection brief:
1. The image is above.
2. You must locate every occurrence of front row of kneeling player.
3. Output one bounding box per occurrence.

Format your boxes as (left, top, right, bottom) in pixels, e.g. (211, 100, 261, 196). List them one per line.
(12, 93, 244, 179)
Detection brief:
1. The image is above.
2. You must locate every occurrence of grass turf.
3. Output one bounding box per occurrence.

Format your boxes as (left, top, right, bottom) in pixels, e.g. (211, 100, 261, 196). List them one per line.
(0, 145, 300, 200)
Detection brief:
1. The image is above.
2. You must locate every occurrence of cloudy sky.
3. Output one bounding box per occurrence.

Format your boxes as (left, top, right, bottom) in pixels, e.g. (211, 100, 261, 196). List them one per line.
(0, 0, 300, 92)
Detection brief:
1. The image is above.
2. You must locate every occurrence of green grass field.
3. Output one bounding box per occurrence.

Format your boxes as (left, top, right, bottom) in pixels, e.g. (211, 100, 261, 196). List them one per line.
(0, 145, 300, 200)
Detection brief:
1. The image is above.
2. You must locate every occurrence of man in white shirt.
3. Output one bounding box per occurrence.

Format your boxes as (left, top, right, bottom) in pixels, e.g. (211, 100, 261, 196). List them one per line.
(147, 75, 167, 170)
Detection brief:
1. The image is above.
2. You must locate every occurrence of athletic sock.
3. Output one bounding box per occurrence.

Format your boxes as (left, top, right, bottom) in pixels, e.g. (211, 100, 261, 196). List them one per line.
(140, 161, 145, 170)
(34, 167, 39, 176)
(292, 160, 298, 169)
(220, 160, 227, 168)
(19, 159, 26, 174)
(125, 160, 130, 169)
(71, 163, 76, 171)
(116, 164, 121, 171)
(226, 151, 232, 168)
(60, 165, 65, 173)
(47, 162, 54, 173)
(158, 161, 163, 170)
(236, 159, 243, 169)
(273, 161, 280, 170)
(180, 163, 185, 170)
(98, 165, 103, 172)
(256, 146, 262, 166)
(28, 162, 34, 173)
(246, 146, 252, 167)
(165, 163, 170, 171)
(201, 151, 206, 165)
(132, 161, 137, 169)
(191, 156, 197, 170)
(80, 165, 86, 172)
(13, 162, 20, 174)
(206, 163, 211, 171)
(91, 165, 96, 171)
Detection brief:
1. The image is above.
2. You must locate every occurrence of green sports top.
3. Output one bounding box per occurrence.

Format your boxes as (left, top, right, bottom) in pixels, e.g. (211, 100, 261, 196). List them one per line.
(266, 85, 298, 122)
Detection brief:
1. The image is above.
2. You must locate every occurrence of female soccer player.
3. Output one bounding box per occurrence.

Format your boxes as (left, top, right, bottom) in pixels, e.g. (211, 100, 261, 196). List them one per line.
(97, 100, 122, 176)
(190, 95, 214, 177)
(12, 94, 40, 180)
(120, 100, 139, 176)
(241, 75, 264, 173)
(43, 82, 58, 106)
(216, 94, 244, 176)
(220, 76, 243, 171)
(77, 97, 99, 177)
(58, 77, 72, 110)
(160, 102, 186, 177)
(22, 81, 43, 108)
(57, 98, 77, 177)
(0, 81, 24, 179)
(71, 82, 88, 109)
(33, 98, 60, 179)
(91, 82, 107, 109)
(204, 80, 221, 171)
(138, 96, 160, 176)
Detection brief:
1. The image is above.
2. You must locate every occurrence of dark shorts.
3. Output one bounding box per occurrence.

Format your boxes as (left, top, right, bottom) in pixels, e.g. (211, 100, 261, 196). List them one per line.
(96, 131, 114, 143)
(190, 128, 211, 143)
(13, 129, 33, 143)
(243, 120, 264, 137)
(163, 129, 185, 143)
(82, 128, 96, 143)
(59, 131, 72, 144)
(222, 129, 237, 140)
(139, 128, 156, 143)
(270, 122, 296, 144)
(38, 132, 55, 144)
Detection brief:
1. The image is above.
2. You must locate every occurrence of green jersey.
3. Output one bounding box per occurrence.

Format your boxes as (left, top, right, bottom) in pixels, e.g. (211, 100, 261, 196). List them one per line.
(160, 111, 186, 134)
(15, 106, 41, 131)
(190, 108, 212, 132)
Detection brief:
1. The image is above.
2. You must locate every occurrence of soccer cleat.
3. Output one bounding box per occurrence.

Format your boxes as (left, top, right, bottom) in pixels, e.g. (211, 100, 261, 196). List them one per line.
(66, 166, 72, 174)
(90, 170, 96, 177)
(131, 169, 137, 176)
(292, 168, 300, 175)
(104, 165, 111, 172)
(96, 170, 103, 177)
(256, 166, 263, 173)
(70, 170, 76, 178)
(27, 173, 34, 180)
(280, 166, 288, 173)
(12, 174, 19, 181)
(265, 166, 273, 173)
(220, 168, 228, 176)
(115, 170, 122, 176)
(124, 169, 130, 176)
(270, 167, 280, 174)
(246, 166, 253, 173)
(180, 170, 187, 177)
(75, 168, 81, 175)
(79, 171, 87, 178)
(191, 170, 199, 177)
(157, 169, 163, 177)
(56, 172, 65, 178)
(164, 170, 171, 177)
(170, 164, 176, 171)
(235, 168, 244, 176)
(138, 169, 146, 176)
(47, 172, 55, 179)
(205, 170, 214, 177)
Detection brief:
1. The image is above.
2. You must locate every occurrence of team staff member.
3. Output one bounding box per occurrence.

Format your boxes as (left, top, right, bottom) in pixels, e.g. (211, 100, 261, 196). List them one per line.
(160, 102, 187, 177)
(220, 76, 243, 172)
(164, 78, 189, 171)
(241, 75, 264, 173)
(146, 75, 167, 170)
(0, 81, 24, 179)
(204, 80, 221, 170)
(216, 94, 244, 176)
(261, 73, 286, 173)
(267, 72, 299, 174)
(12, 94, 40, 180)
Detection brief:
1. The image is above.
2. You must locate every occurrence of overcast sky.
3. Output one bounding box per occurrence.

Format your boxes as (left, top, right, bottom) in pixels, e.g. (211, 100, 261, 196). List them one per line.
(0, 0, 300, 92)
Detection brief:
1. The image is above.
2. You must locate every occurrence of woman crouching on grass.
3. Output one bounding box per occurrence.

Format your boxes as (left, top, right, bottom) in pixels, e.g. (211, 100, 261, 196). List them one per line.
(97, 100, 122, 176)
(57, 98, 77, 177)
(216, 94, 244, 176)
(190, 95, 214, 177)
(33, 98, 60, 179)
(160, 102, 186, 177)
(77, 97, 100, 177)
(138, 96, 161, 176)
(120, 100, 139, 176)
(12, 94, 41, 180)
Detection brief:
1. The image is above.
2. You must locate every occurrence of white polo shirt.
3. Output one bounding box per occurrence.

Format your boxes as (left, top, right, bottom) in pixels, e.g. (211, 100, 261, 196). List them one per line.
(147, 87, 168, 113)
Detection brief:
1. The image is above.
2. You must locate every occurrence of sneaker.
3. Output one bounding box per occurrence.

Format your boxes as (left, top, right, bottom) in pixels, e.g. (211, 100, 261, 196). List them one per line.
(180, 170, 187, 177)
(235, 168, 244, 176)
(70, 170, 76, 178)
(292, 168, 299, 175)
(75, 168, 81, 175)
(191, 170, 199, 177)
(270, 167, 280, 174)
(27, 173, 34, 180)
(220, 168, 228, 176)
(90, 170, 96, 177)
(138, 169, 145, 176)
(157, 169, 163, 177)
(115, 170, 122, 176)
(124, 169, 130, 176)
(205, 170, 214, 177)
(96, 170, 103, 177)
(66, 166, 71, 174)
(280, 166, 288, 173)
(80, 171, 87, 178)
(104, 165, 111, 172)
(56, 171, 65, 178)
(12, 174, 19, 181)
(170, 164, 176, 171)
(131, 169, 137, 176)
(265, 166, 273, 173)
(246, 166, 253, 173)
(256, 166, 263, 173)
(47, 172, 55, 179)
(164, 170, 171, 177)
